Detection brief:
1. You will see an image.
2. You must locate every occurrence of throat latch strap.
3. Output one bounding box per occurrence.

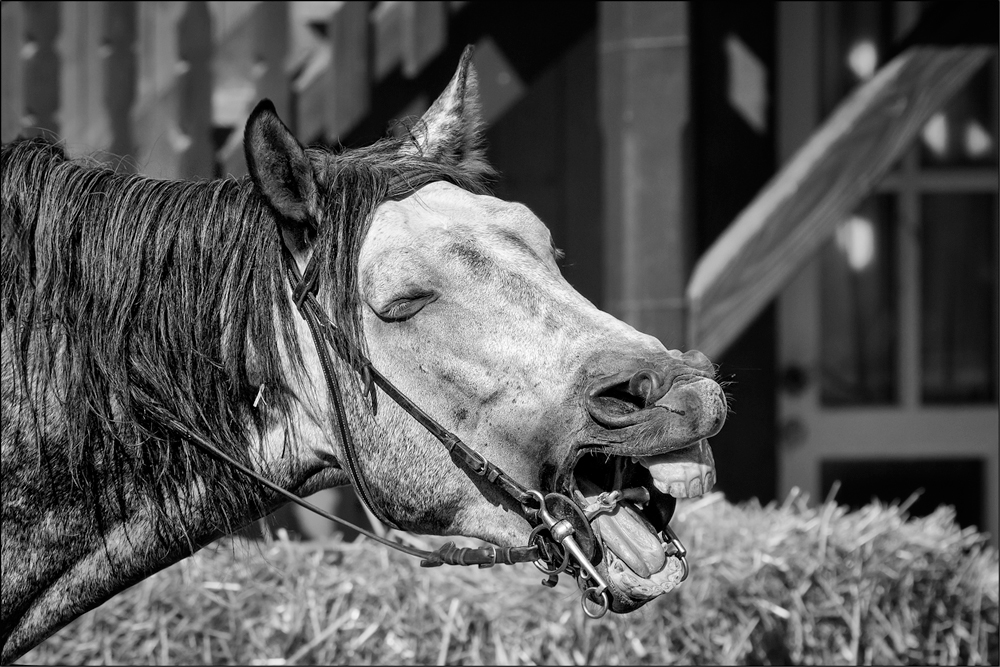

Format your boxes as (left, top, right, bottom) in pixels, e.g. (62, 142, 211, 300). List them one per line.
(285, 257, 399, 529)
(169, 415, 540, 567)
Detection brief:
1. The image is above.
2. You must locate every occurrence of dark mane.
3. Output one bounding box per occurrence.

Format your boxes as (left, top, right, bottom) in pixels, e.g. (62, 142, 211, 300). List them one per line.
(0, 130, 492, 544)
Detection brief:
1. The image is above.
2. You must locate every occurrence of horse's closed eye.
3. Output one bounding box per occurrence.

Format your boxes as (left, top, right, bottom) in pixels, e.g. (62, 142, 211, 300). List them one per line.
(376, 292, 438, 322)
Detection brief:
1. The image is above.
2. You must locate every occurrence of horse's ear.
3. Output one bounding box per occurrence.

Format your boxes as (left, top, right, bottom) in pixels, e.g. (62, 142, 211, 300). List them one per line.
(244, 100, 318, 249)
(406, 46, 490, 174)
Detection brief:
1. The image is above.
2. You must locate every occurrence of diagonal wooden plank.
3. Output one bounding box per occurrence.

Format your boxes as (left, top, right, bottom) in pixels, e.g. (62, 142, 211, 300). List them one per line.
(686, 46, 993, 359)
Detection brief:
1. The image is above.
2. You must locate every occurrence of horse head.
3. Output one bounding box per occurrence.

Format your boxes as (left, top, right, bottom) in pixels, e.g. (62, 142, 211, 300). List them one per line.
(244, 48, 727, 615)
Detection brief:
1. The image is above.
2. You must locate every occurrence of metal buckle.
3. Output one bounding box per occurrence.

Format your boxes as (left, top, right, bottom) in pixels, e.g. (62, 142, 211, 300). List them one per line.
(477, 546, 498, 569)
(466, 451, 499, 482)
(530, 524, 570, 576)
(470, 455, 489, 476)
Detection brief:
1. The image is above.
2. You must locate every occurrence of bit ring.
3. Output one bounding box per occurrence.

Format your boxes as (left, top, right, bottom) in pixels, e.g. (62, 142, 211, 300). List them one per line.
(581, 587, 611, 619)
(530, 524, 570, 575)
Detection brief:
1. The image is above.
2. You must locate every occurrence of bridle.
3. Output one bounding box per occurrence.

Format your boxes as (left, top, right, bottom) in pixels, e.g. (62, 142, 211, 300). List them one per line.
(277, 242, 620, 618)
(185, 177, 686, 619)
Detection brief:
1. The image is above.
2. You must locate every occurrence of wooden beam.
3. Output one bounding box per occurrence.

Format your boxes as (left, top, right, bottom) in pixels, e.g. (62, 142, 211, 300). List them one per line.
(294, 40, 332, 144)
(686, 46, 994, 359)
(254, 2, 291, 121)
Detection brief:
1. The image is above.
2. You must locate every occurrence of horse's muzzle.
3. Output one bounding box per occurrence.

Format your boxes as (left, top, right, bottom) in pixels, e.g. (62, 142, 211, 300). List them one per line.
(583, 352, 726, 456)
(557, 349, 726, 614)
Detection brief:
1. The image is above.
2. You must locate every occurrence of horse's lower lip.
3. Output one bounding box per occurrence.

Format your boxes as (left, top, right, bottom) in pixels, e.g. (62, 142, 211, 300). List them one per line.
(586, 492, 685, 612)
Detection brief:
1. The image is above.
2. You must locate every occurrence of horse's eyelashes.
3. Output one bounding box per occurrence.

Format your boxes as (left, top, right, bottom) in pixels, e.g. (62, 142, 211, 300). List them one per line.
(376, 292, 438, 322)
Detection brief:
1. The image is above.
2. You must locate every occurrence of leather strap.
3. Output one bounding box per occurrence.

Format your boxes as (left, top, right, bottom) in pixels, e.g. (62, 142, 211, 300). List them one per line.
(283, 250, 539, 519)
(419, 541, 540, 568)
(235, 189, 557, 570)
(164, 409, 540, 566)
(296, 290, 400, 529)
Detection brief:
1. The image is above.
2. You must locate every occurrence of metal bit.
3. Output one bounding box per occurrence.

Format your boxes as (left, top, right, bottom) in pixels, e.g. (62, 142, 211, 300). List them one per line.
(530, 490, 613, 619)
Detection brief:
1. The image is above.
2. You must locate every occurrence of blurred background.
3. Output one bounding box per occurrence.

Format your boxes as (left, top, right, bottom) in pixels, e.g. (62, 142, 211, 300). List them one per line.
(2, 1, 996, 545)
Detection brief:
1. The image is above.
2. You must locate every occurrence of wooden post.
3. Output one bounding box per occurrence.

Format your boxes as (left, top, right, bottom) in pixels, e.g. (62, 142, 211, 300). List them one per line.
(132, 1, 214, 180)
(294, 44, 331, 145)
(217, 1, 290, 178)
(402, 1, 446, 79)
(254, 2, 290, 122)
(22, 1, 61, 139)
(103, 0, 137, 167)
(177, 1, 214, 179)
(59, 2, 111, 154)
(372, 1, 404, 81)
(1, 1, 25, 142)
(599, 1, 691, 348)
(292, 2, 370, 143)
(327, 0, 370, 140)
(372, 0, 449, 82)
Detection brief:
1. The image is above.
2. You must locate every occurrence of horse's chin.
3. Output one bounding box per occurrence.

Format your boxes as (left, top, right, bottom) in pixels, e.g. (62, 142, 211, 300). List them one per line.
(567, 438, 716, 613)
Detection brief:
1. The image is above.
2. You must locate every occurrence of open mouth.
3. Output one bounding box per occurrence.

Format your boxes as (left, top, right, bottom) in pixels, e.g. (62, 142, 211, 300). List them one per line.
(566, 438, 716, 612)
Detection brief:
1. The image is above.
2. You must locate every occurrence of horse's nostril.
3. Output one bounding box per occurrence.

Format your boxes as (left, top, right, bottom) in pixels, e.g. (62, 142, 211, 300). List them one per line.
(586, 355, 717, 429)
(628, 369, 662, 408)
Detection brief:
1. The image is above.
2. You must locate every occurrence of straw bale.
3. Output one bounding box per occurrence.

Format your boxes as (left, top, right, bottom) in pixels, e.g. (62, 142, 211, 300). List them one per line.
(19, 492, 999, 665)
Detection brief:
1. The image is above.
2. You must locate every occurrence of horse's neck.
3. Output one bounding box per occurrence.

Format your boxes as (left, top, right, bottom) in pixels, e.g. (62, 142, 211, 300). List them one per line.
(0, 327, 282, 662)
(0, 386, 285, 662)
(0, 274, 366, 661)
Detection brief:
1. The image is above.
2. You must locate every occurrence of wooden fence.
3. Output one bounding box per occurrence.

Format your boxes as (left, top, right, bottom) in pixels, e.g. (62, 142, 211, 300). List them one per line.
(1, 0, 477, 539)
(1, 1, 466, 180)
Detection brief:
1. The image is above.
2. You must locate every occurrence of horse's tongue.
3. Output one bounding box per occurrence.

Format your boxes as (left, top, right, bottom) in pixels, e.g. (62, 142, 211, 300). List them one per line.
(593, 503, 666, 578)
(578, 479, 665, 579)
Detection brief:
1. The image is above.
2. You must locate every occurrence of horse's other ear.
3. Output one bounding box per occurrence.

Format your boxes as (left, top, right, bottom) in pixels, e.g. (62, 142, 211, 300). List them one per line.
(244, 100, 318, 243)
(406, 45, 490, 175)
